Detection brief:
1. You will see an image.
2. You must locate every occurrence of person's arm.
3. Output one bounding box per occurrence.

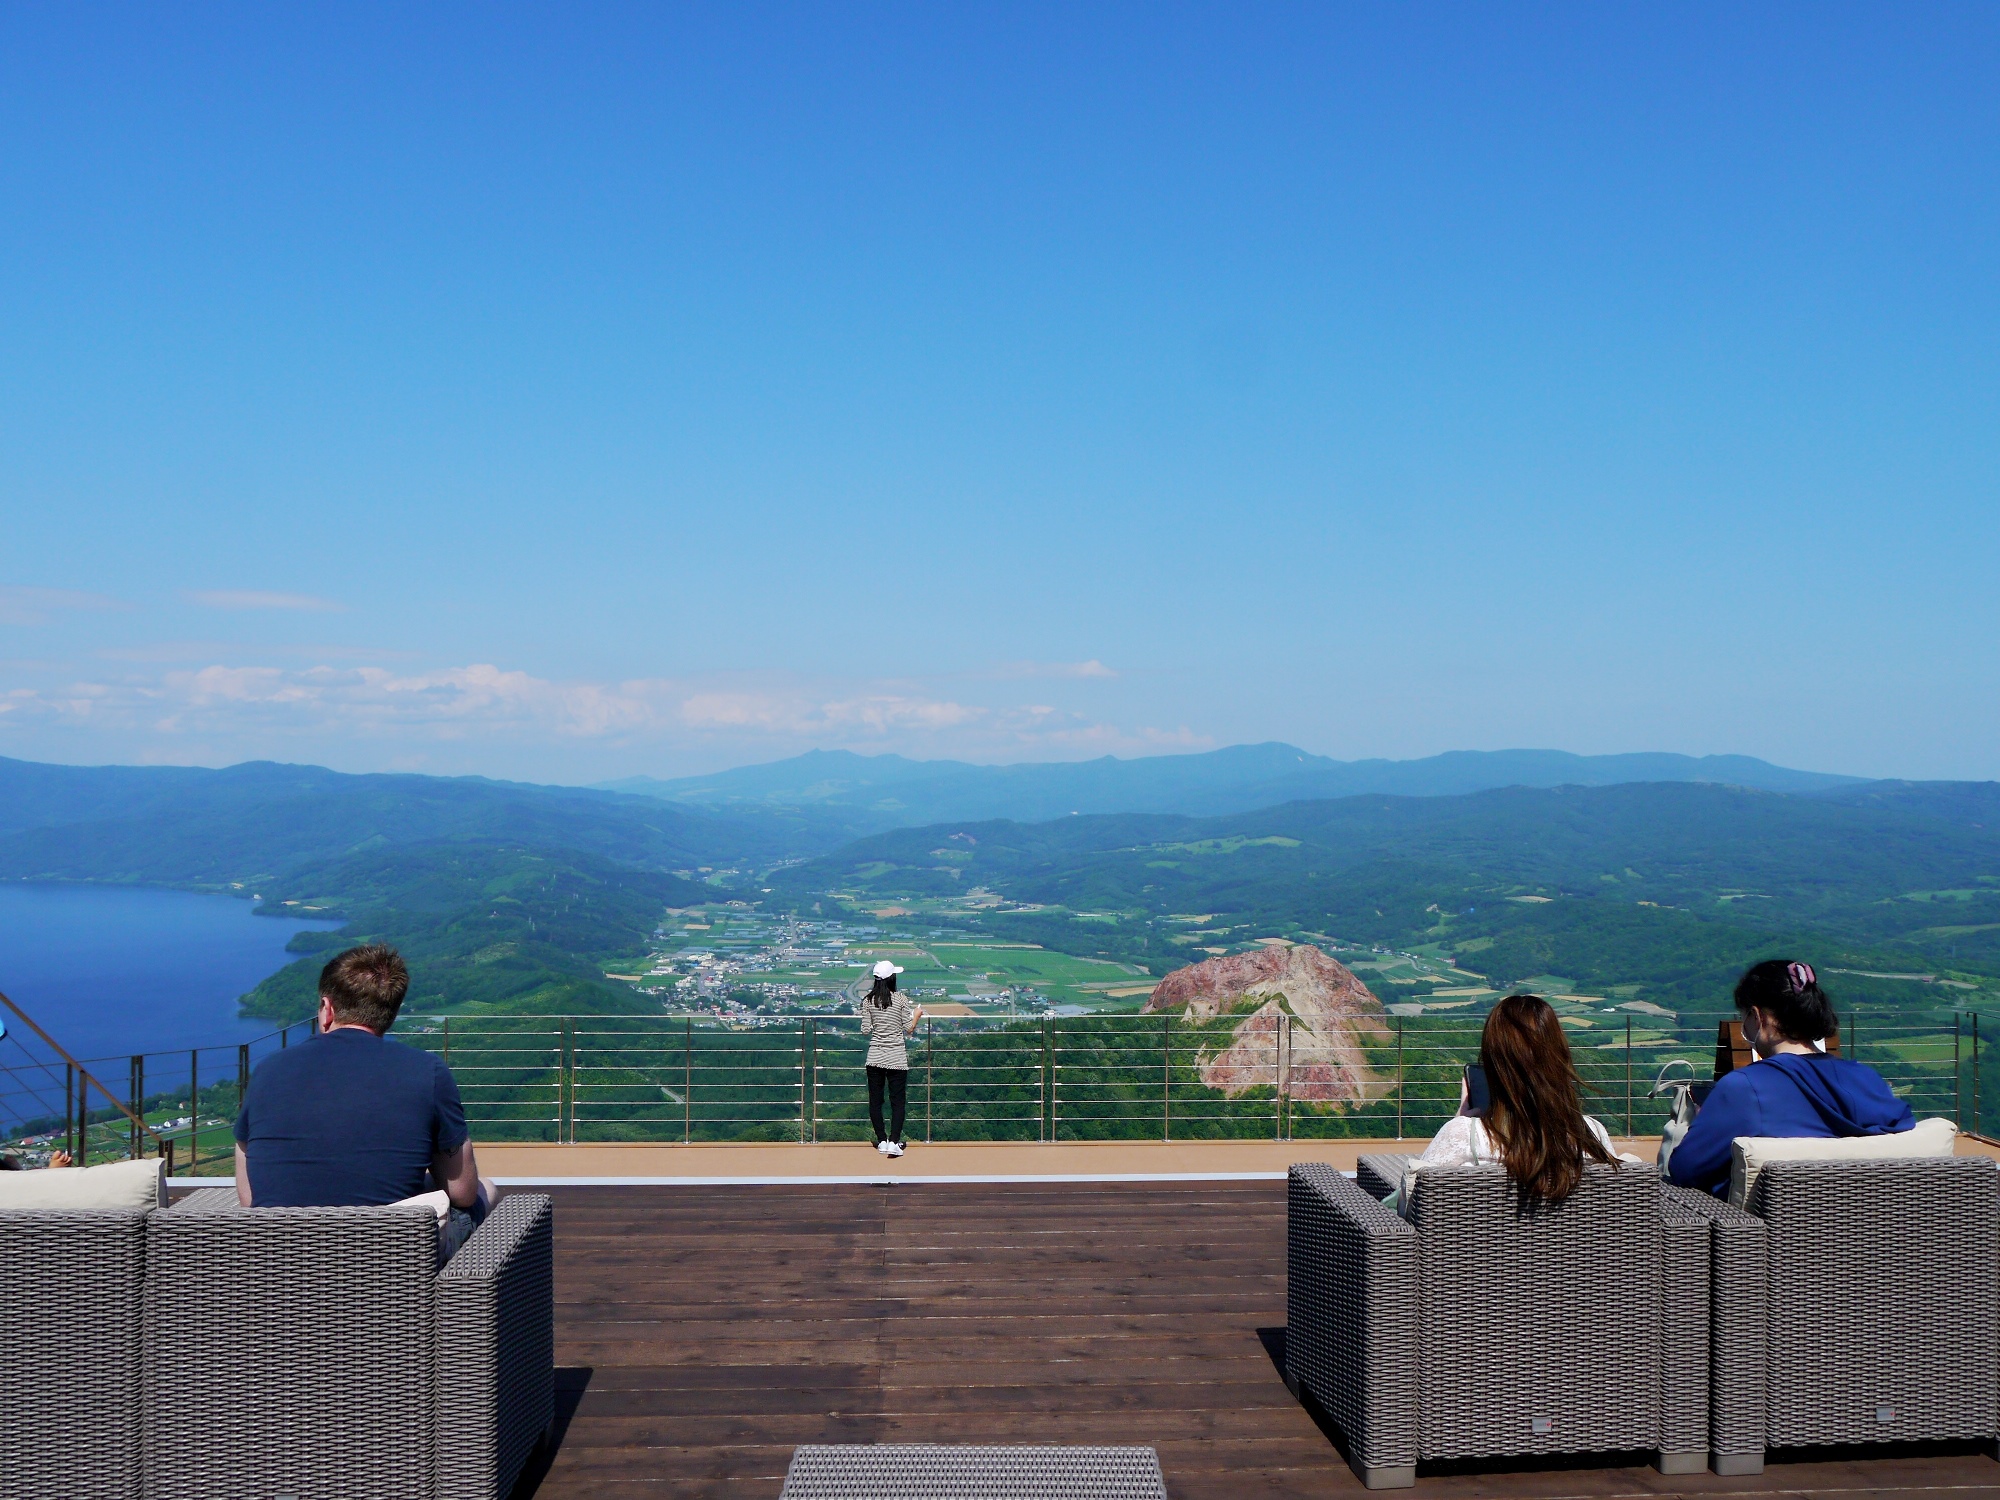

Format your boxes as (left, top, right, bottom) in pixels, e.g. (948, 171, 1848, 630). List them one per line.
(431, 1055, 478, 1210)
(1666, 1071, 1758, 1193)
(904, 998, 923, 1033)
(432, 1139, 483, 1211)
(1413, 1113, 1477, 1169)
(233, 1090, 255, 1205)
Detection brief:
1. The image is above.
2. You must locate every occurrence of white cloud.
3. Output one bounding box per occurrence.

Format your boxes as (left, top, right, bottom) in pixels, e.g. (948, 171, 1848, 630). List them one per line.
(986, 659, 1118, 680)
(0, 657, 1204, 764)
(185, 590, 345, 613)
(0, 586, 126, 626)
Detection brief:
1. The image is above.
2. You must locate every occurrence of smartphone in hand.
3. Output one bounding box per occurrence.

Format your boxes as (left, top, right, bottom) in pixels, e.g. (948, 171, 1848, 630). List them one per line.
(1463, 1062, 1491, 1114)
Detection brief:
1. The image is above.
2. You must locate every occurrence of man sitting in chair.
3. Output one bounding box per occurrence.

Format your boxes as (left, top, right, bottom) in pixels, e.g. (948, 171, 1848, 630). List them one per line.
(234, 944, 489, 1256)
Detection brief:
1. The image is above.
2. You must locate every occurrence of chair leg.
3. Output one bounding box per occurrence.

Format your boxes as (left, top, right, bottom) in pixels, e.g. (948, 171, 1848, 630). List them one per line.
(1348, 1459, 1417, 1490)
(1713, 1451, 1764, 1476)
(1655, 1450, 1706, 1475)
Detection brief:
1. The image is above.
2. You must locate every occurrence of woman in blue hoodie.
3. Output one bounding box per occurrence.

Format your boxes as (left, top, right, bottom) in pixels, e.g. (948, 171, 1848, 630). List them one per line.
(1668, 959, 1914, 1196)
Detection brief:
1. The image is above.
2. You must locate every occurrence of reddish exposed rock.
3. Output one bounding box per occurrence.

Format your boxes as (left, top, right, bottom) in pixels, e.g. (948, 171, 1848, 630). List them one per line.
(1144, 944, 1389, 1104)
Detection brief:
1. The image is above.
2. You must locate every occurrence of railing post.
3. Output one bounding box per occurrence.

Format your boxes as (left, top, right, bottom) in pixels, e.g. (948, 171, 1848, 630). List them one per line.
(684, 1018, 693, 1144)
(925, 1017, 933, 1145)
(1040, 1016, 1050, 1144)
(1274, 1012, 1283, 1142)
(1395, 1017, 1404, 1140)
(64, 1063, 75, 1164)
(1956, 1013, 1964, 1130)
(1050, 1017, 1060, 1142)
(236, 1044, 248, 1106)
(443, 1015, 451, 1065)
(189, 1049, 199, 1173)
(805, 1018, 817, 1144)
(560, 1017, 572, 1145)
(130, 1055, 143, 1160)
(1625, 1016, 1634, 1138)
(1162, 1013, 1171, 1144)
(1960, 1016, 1976, 1144)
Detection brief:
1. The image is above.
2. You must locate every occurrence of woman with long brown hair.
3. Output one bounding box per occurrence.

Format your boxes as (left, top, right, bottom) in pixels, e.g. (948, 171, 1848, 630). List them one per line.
(1399, 992, 1630, 1209)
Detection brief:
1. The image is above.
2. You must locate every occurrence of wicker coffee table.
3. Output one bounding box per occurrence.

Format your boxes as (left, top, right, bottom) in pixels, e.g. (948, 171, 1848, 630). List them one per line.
(780, 1445, 1168, 1498)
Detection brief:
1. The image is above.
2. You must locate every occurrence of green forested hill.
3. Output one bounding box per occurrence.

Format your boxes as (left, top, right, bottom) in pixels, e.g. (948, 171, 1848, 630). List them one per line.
(768, 781, 2000, 1011)
(0, 755, 831, 884)
(0, 755, 812, 1025)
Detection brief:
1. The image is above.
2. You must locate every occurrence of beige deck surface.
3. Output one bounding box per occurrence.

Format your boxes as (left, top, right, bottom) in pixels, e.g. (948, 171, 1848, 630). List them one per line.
(479, 1131, 2000, 1181)
(476, 1136, 1643, 1181)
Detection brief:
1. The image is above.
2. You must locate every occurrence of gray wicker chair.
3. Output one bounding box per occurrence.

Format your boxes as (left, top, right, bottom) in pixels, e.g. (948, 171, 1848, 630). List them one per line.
(0, 1207, 150, 1500)
(1288, 1161, 1709, 1488)
(1737, 1156, 1999, 1461)
(143, 1188, 555, 1500)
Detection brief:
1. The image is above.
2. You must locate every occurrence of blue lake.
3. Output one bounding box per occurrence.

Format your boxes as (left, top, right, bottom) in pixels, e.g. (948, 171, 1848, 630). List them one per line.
(0, 883, 343, 1062)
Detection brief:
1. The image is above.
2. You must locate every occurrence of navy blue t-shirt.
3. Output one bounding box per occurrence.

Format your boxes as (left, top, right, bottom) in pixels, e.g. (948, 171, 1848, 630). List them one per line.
(234, 1028, 469, 1207)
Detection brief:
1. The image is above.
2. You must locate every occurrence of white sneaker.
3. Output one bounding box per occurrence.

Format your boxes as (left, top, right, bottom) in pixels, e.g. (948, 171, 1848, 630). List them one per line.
(876, 1140, 892, 1154)
(885, 1141, 905, 1157)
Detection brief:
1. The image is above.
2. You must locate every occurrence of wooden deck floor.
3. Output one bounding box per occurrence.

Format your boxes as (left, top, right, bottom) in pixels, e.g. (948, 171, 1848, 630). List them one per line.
(514, 1180, 2000, 1499)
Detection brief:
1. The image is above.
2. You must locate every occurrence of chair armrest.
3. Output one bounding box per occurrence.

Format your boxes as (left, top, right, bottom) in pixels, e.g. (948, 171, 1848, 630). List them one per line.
(1356, 1153, 1419, 1202)
(435, 1193, 556, 1500)
(169, 1186, 240, 1211)
(1663, 1184, 1767, 1466)
(1657, 1189, 1711, 1463)
(1287, 1163, 1419, 1478)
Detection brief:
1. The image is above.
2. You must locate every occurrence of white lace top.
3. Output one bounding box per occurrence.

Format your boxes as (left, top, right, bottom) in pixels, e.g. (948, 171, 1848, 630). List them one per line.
(1391, 1112, 1641, 1215)
(1412, 1111, 1626, 1172)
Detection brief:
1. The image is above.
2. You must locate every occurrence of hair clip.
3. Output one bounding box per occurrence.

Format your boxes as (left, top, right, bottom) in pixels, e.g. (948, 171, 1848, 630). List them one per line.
(1787, 961, 1816, 993)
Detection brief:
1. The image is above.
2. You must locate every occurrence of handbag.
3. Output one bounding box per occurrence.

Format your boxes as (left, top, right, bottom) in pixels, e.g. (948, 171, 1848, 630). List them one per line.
(1650, 1059, 1706, 1179)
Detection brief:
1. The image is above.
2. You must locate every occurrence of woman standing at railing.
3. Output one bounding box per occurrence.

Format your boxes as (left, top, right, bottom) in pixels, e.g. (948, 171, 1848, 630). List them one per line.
(861, 960, 924, 1157)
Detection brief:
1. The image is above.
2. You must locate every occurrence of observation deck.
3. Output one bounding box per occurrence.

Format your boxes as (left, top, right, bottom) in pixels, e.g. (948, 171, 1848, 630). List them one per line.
(488, 1144, 2000, 1498)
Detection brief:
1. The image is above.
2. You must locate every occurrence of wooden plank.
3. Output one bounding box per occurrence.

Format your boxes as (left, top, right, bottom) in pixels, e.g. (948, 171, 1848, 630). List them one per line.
(518, 1179, 2000, 1500)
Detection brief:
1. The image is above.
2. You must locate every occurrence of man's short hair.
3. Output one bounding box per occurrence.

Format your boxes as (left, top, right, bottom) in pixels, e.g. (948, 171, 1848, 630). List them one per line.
(320, 945, 410, 1032)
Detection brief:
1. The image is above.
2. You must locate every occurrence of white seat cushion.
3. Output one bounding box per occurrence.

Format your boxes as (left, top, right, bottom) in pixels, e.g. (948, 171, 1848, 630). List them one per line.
(0, 1155, 166, 1210)
(1729, 1116, 1958, 1207)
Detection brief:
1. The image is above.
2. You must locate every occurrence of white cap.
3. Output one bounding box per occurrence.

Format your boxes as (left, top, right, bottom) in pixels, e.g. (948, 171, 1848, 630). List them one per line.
(871, 960, 904, 978)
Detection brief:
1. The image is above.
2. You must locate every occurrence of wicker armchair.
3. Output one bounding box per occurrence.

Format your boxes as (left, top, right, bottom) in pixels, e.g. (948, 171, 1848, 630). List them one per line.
(1739, 1157, 1999, 1459)
(143, 1188, 555, 1500)
(0, 1206, 150, 1500)
(1287, 1161, 1709, 1488)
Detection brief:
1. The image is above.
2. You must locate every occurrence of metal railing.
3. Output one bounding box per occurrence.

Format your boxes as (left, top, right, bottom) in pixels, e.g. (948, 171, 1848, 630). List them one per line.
(379, 1007, 1991, 1146)
(1, 994, 317, 1175)
(9, 1001, 1993, 1161)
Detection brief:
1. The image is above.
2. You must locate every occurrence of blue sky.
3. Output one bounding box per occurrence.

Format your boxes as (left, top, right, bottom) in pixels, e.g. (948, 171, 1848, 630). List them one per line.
(2, 4, 1995, 782)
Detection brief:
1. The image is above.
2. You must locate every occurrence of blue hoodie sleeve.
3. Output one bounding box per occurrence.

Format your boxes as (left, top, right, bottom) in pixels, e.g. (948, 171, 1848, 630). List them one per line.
(1667, 1069, 1760, 1196)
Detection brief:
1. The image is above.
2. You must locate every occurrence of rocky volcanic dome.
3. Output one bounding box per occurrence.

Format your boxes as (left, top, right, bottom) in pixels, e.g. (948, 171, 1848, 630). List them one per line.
(1145, 943, 1389, 1105)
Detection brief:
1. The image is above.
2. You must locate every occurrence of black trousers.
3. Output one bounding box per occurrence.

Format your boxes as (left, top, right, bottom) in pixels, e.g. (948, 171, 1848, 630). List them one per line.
(867, 1064, 908, 1144)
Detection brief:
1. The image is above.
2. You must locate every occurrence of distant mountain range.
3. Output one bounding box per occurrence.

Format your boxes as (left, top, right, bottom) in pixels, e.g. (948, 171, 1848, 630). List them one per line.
(600, 744, 1867, 829)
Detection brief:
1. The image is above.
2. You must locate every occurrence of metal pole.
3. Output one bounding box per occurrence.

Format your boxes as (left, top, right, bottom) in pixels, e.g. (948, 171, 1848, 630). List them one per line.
(797, 1022, 807, 1145)
(684, 1018, 692, 1144)
(1162, 1013, 1171, 1143)
(280, 1025, 288, 1049)
(1956, 1014, 1964, 1130)
(236, 1043, 248, 1103)
(561, 1017, 572, 1145)
(925, 1017, 933, 1144)
(65, 1064, 74, 1163)
(1625, 1016, 1634, 1138)
(1395, 1017, 1404, 1140)
(1274, 1012, 1283, 1142)
(130, 1056, 142, 1159)
(443, 1015, 451, 1065)
(805, 1019, 816, 1144)
(1040, 1015, 1049, 1144)
(189, 1049, 199, 1173)
(1974, 1013, 1982, 1137)
(1050, 1017, 1060, 1142)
